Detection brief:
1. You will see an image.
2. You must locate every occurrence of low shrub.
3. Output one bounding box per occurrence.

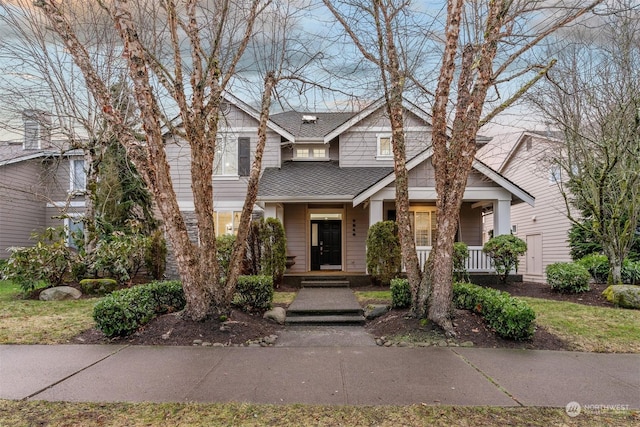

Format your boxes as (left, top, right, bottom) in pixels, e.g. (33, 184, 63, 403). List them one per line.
(577, 254, 609, 283)
(79, 278, 119, 296)
(3, 228, 76, 293)
(546, 262, 591, 294)
(93, 281, 185, 337)
(390, 278, 411, 308)
(622, 259, 640, 285)
(89, 233, 148, 283)
(453, 282, 536, 340)
(233, 275, 274, 312)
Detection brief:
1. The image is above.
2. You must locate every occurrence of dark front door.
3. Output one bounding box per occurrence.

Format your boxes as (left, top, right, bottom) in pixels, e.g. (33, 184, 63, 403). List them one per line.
(311, 220, 342, 270)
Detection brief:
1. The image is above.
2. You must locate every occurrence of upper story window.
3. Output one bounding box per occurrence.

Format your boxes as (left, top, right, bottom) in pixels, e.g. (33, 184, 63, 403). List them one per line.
(377, 134, 392, 158)
(293, 145, 328, 161)
(70, 159, 86, 192)
(215, 135, 238, 175)
(214, 135, 251, 177)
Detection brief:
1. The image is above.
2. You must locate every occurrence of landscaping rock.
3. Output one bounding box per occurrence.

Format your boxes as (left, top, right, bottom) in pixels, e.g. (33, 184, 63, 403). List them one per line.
(365, 304, 390, 320)
(602, 285, 640, 309)
(263, 307, 286, 324)
(39, 286, 82, 301)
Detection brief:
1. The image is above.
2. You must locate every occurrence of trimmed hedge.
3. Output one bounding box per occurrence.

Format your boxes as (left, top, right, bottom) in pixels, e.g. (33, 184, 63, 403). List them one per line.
(390, 278, 411, 308)
(233, 275, 274, 312)
(453, 282, 536, 340)
(93, 281, 185, 338)
(546, 262, 591, 293)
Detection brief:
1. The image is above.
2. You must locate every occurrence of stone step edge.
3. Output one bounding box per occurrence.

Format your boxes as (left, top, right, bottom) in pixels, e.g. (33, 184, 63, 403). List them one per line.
(286, 308, 364, 316)
(300, 281, 350, 287)
(285, 315, 366, 325)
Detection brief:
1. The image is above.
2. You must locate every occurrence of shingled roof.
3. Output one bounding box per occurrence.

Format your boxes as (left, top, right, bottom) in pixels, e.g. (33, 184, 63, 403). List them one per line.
(258, 161, 393, 201)
(269, 112, 354, 140)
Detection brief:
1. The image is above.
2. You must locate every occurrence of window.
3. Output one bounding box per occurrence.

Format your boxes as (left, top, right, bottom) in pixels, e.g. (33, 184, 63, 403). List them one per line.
(377, 134, 392, 158)
(65, 217, 84, 249)
(293, 145, 327, 160)
(214, 135, 238, 175)
(409, 209, 437, 246)
(549, 165, 562, 184)
(214, 211, 241, 236)
(70, 159, 86, 192)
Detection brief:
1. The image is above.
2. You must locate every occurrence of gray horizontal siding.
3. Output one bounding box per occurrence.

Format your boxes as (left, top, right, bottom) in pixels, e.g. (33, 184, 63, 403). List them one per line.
(0, 162, 47, 256)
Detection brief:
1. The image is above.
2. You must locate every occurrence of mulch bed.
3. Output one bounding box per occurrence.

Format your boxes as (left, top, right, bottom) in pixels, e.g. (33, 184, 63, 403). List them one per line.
(73, 281, 614, 350)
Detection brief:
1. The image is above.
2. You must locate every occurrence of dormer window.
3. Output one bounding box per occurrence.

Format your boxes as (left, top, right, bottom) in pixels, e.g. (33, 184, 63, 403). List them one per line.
(293, 144, 327, 160)
(377, 134, 392, 158)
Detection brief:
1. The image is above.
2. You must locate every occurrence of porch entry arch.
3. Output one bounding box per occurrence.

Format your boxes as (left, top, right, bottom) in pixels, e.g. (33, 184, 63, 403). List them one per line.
(309, 209, 344, 271)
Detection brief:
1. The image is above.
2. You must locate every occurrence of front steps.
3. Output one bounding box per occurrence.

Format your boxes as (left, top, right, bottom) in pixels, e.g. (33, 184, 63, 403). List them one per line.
(285, 287, 365, 325)
(300, 277, 350, 288)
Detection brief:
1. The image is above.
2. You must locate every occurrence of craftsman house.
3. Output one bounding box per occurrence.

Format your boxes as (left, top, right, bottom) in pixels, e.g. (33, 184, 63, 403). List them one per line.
(166, 95, 535, 277)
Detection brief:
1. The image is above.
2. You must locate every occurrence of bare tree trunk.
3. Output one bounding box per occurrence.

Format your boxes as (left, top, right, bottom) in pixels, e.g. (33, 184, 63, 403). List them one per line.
(225, 72, 277, 303)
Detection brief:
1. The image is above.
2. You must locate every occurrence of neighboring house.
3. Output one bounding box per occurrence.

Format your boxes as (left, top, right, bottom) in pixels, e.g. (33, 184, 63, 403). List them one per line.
(477, 131, 573, 282)
(0, 111, 86, 258)
(165, 95, 535, 277)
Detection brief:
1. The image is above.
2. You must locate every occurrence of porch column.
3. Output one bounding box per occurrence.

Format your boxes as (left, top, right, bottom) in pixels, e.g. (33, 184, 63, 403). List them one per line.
(263, 203, 283, 222)
(368, 199, 383, 225)
(493, 199, 511, 236)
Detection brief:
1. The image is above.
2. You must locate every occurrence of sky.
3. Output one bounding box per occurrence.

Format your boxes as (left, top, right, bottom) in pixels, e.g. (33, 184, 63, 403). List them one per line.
(0, 0, 629, 143)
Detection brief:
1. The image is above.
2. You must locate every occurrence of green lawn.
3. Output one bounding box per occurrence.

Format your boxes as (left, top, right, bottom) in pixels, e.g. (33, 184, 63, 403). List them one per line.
(2, 280, 638, 353)
(521, 297, 640, 353)
(355, 290, 391, 304)
(0, 280, 96, 344)
(0, 400, 635, 427)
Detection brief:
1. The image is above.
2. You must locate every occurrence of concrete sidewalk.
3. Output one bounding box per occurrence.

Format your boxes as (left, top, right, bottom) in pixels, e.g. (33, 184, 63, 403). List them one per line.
(1, 344, 638, 408)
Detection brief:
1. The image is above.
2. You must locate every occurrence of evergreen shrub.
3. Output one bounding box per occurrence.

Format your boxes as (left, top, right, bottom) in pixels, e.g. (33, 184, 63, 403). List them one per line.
(482, 235, 527, 283)
(453, 282, 536, 340)
(233, 275, 274, 312)
(93, 281, 185, 337)
(79, 278, 119, 296)
(390, 278, 411, 308)
(546, 262, 591, 293)
(577, 254, 609, 283)
(366, 221, 402, 286)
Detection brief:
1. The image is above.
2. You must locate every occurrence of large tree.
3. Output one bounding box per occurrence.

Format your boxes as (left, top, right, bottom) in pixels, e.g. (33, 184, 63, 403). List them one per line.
(324, 0, 603, 334)
(26, 0, 289, 321)
(529, 3, 640, 284)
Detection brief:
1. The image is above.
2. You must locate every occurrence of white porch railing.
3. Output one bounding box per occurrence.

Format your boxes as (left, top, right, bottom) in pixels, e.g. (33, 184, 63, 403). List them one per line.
(413, 246, 494, 273)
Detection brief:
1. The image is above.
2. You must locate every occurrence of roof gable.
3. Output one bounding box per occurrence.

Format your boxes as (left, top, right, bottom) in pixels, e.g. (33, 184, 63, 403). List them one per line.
(353, 148, 535, 207)
(325, 98, 433, 143)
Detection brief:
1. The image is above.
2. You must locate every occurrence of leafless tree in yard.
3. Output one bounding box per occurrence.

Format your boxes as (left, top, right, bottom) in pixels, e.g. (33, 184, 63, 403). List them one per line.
(528, 1, 640, 284)
(18, 0, 277, 320)
(325, 0, 604, 334)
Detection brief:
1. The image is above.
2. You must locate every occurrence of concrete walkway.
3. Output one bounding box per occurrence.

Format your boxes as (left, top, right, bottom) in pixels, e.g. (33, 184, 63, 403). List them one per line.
(1, 344, 638, 408)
